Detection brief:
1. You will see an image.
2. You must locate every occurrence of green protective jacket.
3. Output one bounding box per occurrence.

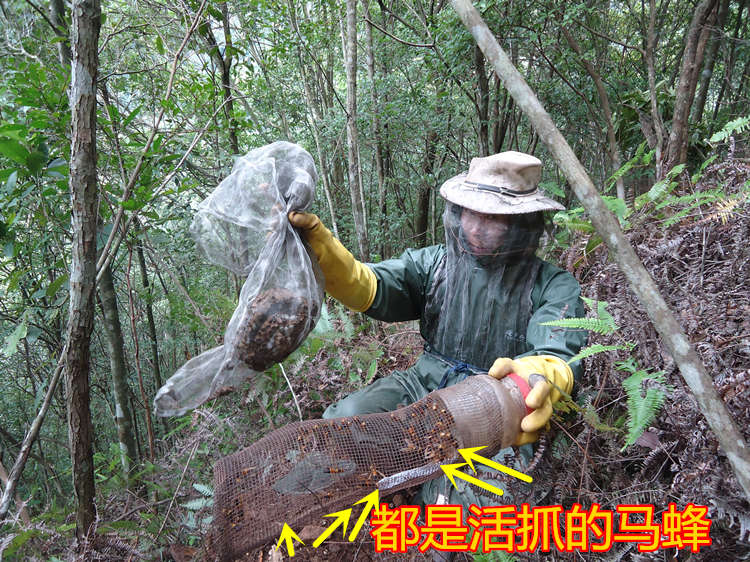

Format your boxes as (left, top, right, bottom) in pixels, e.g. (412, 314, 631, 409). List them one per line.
(324, 245, 586, 510)
(365, 244, 586, 380)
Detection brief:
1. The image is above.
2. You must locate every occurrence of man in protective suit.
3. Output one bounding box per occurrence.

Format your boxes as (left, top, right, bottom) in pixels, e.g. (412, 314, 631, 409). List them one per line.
(289, 151, 586, 508)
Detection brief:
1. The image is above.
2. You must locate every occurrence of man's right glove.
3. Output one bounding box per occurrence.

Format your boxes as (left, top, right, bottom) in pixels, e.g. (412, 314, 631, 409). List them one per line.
(288, 212, 377, 312)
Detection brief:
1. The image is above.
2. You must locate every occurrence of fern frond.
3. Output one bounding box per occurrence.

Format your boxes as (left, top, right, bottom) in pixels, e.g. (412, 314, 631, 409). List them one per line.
(709, 196, 747, 224)
(583, 404, 619, 432)
(193, 482, 214, 497)
(620, 368, 668, 450)
(541, 317, 618, 334)
(567, 343, 630, 364)
(708, 115, 750, 144)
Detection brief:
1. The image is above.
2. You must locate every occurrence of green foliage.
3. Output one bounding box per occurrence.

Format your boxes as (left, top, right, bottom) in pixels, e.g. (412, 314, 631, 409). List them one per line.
(541, 297, 618, 338)
(473, 552, 517, 562)
(708, 115, 750, 145)
(617, 358, 670, 450)
(566, 343, 632, 364)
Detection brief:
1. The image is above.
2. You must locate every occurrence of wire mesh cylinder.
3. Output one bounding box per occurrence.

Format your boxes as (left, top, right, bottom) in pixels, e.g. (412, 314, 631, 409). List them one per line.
(209, 374, 526, 560)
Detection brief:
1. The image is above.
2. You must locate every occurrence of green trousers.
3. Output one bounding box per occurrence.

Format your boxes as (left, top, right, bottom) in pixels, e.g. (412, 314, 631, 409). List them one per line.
(323, 352, 533, 509)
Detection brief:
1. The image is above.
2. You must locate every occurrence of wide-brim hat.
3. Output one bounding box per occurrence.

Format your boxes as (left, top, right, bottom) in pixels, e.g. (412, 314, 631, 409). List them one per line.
(439, 151, 564, 214)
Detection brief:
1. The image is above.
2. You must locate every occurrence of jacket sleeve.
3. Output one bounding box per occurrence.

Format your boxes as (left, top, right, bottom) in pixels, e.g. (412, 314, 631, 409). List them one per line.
(363, 246, 443, 323)
(516, 263, 588, 381)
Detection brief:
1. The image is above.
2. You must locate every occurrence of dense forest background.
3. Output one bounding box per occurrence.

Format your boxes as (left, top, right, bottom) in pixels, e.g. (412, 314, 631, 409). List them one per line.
(0, 0, 748, 559)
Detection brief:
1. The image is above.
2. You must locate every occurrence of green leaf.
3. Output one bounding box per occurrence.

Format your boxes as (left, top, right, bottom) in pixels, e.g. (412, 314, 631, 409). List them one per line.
(4, 170, 17, 193)
(0, 138, 30, 165)
(620, 367, 668, 450)
(2, 529, 42, 556)
(156, 35, 165, 55)
(46, 273, 69, 297)
(121, 198, 146, 211)
(181, 497, 213, 510)
(2, 319, 28, 357)
(365, 359, 378, 384)
(26, 150, 46, 175)
(0, 124, 26, 140)
(566, 344, 629, 364)
(122, 105, 143, 129)
(193, 483, 214, 497)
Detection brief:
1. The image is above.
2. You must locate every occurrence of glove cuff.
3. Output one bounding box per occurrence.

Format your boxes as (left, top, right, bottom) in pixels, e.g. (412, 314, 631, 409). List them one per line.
(304, 222, 377, 312)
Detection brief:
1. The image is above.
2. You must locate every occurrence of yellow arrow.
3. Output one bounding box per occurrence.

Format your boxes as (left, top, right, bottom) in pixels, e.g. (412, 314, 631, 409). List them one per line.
(276, 523, 304, 557)
(313, 508, 352, 548)
(348, 489, 379, 542)
(458, 446, 533, 483)
(441, 462, 505, 497)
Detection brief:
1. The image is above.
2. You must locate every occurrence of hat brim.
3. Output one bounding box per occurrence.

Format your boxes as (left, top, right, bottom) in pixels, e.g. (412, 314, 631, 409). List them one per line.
(439, 173, 565, 214)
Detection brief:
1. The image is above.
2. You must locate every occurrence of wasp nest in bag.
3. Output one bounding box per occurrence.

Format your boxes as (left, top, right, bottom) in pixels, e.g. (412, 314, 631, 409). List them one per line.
(229, 287, 319, 372)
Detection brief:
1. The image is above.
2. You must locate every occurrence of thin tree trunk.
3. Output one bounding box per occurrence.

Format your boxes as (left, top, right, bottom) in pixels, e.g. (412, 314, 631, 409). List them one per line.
(713, 0, 746, 120)
(646, 0, 667, 179)
(98, 265, 138, 478)
(0, 459, 30, 525)
(415, 129, 439, 247)
(343, 0, 369, 260)
(0, 351, 66, 520)
(692, 0, 730, 123)
(136, 245, 163, 391)
(452, 0, 750, 501)
(49, 0, 71, 66)
(66, 0, 101, 539)
(126, 249, 156, 460)
(475, 45, 490, 156)
(562, 27, 625, 199)
(663, 0, 719, 172)
(198, 2, 239, 154)
(364, 0, 387, 259)
(285, 0, 340, 238)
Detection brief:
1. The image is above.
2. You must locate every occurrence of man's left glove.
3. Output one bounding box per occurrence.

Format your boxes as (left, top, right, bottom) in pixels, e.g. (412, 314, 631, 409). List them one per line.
(288, 211, 377, 312)
(488, 355, 574, 445)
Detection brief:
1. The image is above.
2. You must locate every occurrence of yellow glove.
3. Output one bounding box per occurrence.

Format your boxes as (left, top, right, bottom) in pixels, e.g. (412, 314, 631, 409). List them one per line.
(488, 355, 574, 445)
(288, 212, 377, 312)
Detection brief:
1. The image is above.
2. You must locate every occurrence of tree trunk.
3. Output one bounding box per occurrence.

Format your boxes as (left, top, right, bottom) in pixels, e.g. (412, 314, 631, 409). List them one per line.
(343, 0, 369, 260)
(285, 0, 341, 239)
(198, 2, 239, 154)
(98, 265, 138, 478)
(415, 129, 439, 247)
(451, 0, 750, 502)
(474, 45, 490, 156)
(0, 458, 30, 524)
(49, 0, 72, 66)
(692, 0, 730, 123)
(663, 0, 718, 173)
(713, 0, 746, 120)
(364, 0, 387, 259)
(562, 27, 625, 199)
(646, 0, 667, 179)
(126, 249, 156, 460)
(66, 0, 101, 540)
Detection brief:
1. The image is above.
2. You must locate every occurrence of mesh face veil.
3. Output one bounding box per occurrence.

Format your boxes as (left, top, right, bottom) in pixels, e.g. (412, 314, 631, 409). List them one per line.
(420, 203, 545, 369)
(447, 203, 544, 261)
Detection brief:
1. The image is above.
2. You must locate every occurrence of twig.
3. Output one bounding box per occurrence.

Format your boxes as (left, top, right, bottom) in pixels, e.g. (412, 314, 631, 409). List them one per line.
(279, 364, 303, 422)
(155, 440, 200, 542)
(95, 94, 234, 285)
(23, 0, 66, 37)
(96, 0, 209, 277)
(0, 342, 69, 520)
(363, 16, 434, 48)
